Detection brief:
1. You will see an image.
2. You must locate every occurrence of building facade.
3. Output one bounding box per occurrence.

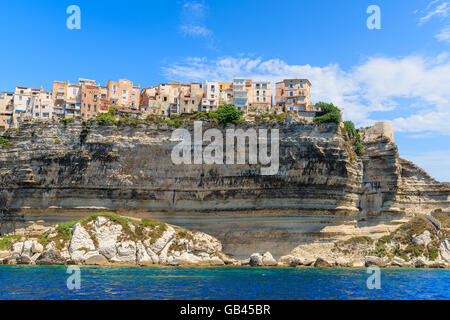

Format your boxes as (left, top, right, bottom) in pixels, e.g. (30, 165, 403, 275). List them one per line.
(13, 86, 43, 126)
(201, 81, 219, 111)
(28, 91, 53, 120)
(106, 79, 140, 109)
(275, 79, 313, 112)
(0, 92, 14, 130)
(140, 81, 203, 116)
(233, 78, 252, 112)
(218, 82, 233, 106)
(248, 81, 272, 113)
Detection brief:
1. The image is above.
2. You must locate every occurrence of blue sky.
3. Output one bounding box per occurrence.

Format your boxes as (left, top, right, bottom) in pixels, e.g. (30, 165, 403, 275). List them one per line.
(0, 0, 449, 181)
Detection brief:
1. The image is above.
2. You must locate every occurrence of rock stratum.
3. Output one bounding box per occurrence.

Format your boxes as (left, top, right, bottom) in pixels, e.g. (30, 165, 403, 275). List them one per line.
(0, 119, 449, 258)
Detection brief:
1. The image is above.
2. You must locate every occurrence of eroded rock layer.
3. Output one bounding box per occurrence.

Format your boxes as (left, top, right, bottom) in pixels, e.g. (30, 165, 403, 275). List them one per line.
(0, 121, 449, 257)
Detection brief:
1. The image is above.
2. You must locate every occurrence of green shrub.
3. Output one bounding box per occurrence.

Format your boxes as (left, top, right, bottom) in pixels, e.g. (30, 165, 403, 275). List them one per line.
(314, 102, 342, 124)
(427, 247, 438, 261)
(344, 236, 373, 245)
(91, 108, 117, 126)
(343, 120, 365, 156)
(0, 136, 13, 148)
(54, 138, 62, 144)
(209, 104, 244, 124)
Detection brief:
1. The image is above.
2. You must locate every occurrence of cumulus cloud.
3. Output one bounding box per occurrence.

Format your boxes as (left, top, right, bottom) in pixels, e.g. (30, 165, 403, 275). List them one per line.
(163, 54, 450, 134)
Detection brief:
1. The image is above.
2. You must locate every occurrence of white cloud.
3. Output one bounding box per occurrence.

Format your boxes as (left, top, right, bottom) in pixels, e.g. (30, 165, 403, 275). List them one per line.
(179, 1, 212, 39)
(436, 25, 450, 41)
(417, 1, 449, 25)
(180, 25, 212, 37)
(163, 54, 450, 134)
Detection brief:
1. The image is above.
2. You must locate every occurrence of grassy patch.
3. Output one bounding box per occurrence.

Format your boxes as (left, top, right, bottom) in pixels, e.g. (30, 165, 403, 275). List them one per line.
(0, 235, 22, 250)
(344, 236, 373, 245)
(391, 216, 435, 244)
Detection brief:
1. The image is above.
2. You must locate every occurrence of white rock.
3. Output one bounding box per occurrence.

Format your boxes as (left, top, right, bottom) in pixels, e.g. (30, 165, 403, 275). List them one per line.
(136, 241, 152, 265)
(192, 232, 222, 253)
(262, 252, 277, 266)
(94, 219, 122, 260)
(143, 239, 160, 264)
(390, 256, 408, 267)
(22, 240, 34, 257)
(249, 253, 263, 266)
(173, 252, 202, 265)
(94, 216, 109, 228)
(32, 242, 44, 253)
(111, 241, 136, 264)
(439, 240, 450, 263)
(69, 223, 95, 254)
(12, 242, 24, 254)
(151, 226, 176, 253)
(30, 252, 41, 262)
(208, 256, 225, 266)
(412, 230, 433, 246)
(158, 238, 175, 264)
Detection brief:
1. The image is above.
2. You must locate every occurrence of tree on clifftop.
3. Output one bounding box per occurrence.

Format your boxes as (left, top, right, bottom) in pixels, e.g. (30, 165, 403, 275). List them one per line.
(210, 104, 244, 124)
(314, 102, 342, 124)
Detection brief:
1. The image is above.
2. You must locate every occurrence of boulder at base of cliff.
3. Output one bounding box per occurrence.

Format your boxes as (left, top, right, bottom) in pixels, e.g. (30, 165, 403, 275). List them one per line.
(249, 253, 263, 266)
(16, 255, 32, 265)
(390, 257, 410, 267)
(85, 254, 108, 265)
(262, 252, 277, 266)
(364, 256, 386, 267)
(36, 249, 66, 265)
(313, 258, 332, 268)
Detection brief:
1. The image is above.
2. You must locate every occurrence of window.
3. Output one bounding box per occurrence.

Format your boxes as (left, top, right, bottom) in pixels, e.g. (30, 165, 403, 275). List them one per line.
(123, 90, 127, 95)
(289, 92, 293, 96)
(35, 113, 39, 117)
(73, 88, 77, 94)
(280, 97, 284, 102)
(263, 97, 266, 102)
(88, 105, 91, 111)
(131, 94, 135, 100)
(43, 113, 49, 117)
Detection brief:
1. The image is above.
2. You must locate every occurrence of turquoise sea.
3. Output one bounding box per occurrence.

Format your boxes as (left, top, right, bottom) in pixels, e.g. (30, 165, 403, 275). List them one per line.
(0, 265, 449, 300)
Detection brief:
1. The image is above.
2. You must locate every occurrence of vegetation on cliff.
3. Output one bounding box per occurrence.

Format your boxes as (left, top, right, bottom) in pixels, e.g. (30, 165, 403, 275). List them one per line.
(0, 136, 13, 148)
(334, 216, 449, 265)
(314, 102, 342, 124)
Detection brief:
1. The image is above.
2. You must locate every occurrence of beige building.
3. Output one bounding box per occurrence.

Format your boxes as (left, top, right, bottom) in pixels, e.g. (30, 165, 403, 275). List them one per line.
(201, 81, 219, 111)
(52, 79, 94, 118)
(218, 82, 233, 106)
(106, 79, 140, 109)
(0, 92, 14, 130)
(140, 81, 203, 116)
(13, 86, 43, 126)
(248, 81, 272, 113)
(28, 91, 53, 120)
(275, 79, 313, 112)
(233, 78, 252, 112)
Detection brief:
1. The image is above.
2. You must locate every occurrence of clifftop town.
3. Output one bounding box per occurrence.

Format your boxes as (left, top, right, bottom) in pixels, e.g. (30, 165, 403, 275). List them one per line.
(0, 77, 315, 130)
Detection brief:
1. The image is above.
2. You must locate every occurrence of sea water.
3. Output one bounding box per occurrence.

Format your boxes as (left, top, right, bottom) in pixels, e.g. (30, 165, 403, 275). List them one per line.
(0, 265, 449, 300)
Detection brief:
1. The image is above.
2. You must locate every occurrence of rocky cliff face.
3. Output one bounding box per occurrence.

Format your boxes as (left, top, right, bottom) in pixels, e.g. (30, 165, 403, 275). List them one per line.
(0, 120, 449, 258)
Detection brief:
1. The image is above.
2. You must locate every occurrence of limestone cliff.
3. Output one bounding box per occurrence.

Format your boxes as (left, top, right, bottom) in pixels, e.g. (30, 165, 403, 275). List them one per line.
(0, 120, 449, 258)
